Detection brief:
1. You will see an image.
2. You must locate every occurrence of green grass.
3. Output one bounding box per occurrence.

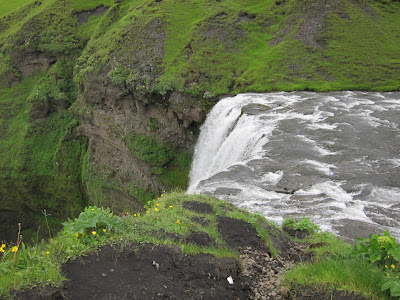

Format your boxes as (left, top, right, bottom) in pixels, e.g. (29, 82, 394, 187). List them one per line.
(71, 0, 114, 12)
(0, 193, 396, 299)
(0, 0, 33, 18)
(283, 258, 387, 299)
(281, 231, 393, 299)
(71, 0, 400, 97)
(0, 73, 39, 177)
(0, 193, 279, 298)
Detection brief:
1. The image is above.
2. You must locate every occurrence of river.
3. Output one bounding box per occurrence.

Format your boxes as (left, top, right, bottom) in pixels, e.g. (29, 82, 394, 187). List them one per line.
(188, 91, 400, 242)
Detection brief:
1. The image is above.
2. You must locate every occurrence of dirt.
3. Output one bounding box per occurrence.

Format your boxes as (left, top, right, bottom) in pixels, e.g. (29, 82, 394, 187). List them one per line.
(15, 244, 250, 300)
(190, 216, 211, 227)
(12, 216, 370, 300)
(185, 231, 215, 247)
(217, 216, 269, 253)
(77, 5, 110, 25)
(182, 201, 214, 214)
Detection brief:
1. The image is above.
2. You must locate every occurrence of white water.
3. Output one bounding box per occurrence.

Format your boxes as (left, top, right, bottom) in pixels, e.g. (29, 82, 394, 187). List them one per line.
(188, 92, 400, 241)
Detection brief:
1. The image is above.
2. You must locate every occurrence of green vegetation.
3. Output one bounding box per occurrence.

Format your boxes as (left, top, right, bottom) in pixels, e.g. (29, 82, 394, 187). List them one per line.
(0, 193, 274, 297)
(63, 206, 123, 235)
(126, 134, 192, 190)
(1, 193, 399, 299)
(127, 134, 173, 174)
(282, 217, 321, 234)
(0, 0, 33, 18)
(284, 256, 386, 299)
(282, 229, 400, 299)
(73, 0, 400, 95)
(352, 231, 400, 297)
(0, 63, 87, 242)
(71, 0, 114, 12)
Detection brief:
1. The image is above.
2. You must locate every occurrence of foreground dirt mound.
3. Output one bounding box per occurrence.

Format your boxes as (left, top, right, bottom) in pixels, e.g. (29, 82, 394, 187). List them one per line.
(62, 244, 249, 300)
(14, 244, 250, 300)
(11, 197, 370, 300)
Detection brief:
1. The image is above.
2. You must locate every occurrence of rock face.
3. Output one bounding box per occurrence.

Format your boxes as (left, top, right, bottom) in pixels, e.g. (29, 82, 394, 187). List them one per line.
(74, 76, 206, 210)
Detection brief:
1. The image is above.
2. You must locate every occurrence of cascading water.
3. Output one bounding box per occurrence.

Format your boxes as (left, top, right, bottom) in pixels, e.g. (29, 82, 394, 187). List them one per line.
(188, 91, 400, 242)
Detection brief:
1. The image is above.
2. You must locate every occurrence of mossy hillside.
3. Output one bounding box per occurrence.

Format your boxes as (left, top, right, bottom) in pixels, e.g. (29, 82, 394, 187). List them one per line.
(0, 0, 116, 241)
(126, 134, 192, 189)
(0, 0, 112, 52)
(0, 63, 87, 242)
(75, 0, 400, 97)
(0, 0, 114, 86)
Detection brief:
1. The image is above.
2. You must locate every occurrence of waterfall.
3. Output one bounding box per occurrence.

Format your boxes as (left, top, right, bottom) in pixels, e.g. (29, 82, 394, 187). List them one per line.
(188, 93, 289, 192)
(187, 91, 400, 242)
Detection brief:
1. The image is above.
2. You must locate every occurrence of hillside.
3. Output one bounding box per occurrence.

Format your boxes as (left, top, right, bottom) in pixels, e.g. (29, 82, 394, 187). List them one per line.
(0, 0, 400, 240)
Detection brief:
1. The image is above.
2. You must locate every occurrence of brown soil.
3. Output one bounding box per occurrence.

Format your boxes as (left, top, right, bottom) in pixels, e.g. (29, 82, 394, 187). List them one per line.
(182, 201, 215, 214)
(12, 215, 369, 300)
(217, 216, 269, 253)
(14, 244, 250, 300)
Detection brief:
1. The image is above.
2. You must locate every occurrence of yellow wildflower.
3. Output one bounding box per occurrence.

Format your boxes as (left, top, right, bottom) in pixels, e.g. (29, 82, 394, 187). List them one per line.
(161, 194, 164, 197)
(0, 248, 4, 253)
(176, 220, 180, 224)
(126, 212, 130, 215)
(146, 210, 150, 213)
(169, 205, 173, 208)
(154, 208, 159, 212)
(74, 232, 79, 238)
(92, 231, 96, 235)
(391, 264, 395, 269)
(103, 229, 107, 232)
(1, 244, 5, 248)
(156, 203, 160, 206)
(133, 214, 137, 217)
(46, 251, 50, 255)
(385, 265, 388, 268)
(157, 197, 160, 200)
(91, 208, 95, 211)
(11, 246, 18, 252)
(387, 273, 391, 277)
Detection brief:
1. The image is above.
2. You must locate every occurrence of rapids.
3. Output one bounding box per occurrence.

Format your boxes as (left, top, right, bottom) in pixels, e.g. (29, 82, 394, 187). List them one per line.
(188, 91, 400, 242)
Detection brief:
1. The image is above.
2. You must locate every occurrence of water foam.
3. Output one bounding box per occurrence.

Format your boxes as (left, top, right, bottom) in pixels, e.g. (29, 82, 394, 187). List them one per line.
(188, 91, 400, 240)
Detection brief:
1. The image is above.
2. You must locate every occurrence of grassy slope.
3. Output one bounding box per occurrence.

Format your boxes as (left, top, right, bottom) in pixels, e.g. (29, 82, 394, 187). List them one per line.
(0, 0, 34, 17)
(74, 0, 400, 95)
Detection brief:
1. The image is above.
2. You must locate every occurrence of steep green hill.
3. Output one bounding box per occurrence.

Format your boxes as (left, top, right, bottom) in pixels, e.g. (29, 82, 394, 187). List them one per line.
(0, 0, 399, 241)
